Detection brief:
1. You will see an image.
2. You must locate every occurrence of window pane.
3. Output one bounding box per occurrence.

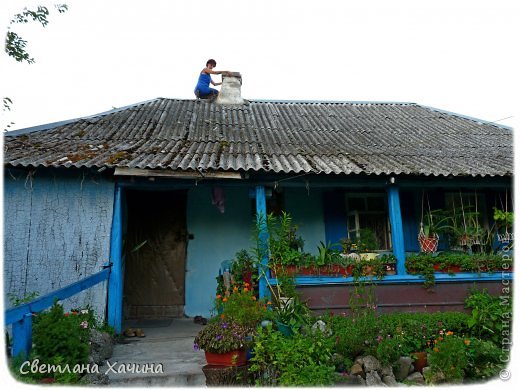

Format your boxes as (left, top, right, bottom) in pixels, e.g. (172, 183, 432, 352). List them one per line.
(367, 196, 385, 211)
(348, 196, 365, 211)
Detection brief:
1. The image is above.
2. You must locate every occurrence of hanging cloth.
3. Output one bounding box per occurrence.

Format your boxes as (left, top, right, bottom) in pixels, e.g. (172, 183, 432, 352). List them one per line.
(211, 186, 225, 213)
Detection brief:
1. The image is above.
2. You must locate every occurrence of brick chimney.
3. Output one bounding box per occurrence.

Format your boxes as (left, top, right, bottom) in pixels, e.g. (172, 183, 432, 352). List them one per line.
(216, 72, 244, 105)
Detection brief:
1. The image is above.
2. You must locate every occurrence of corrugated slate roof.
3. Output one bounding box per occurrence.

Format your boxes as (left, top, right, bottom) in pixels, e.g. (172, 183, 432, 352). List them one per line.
(3, 98, 513, 177)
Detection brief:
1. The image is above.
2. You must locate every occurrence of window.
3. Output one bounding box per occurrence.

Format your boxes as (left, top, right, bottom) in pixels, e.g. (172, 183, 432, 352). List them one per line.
(444, 192, 488, 228)
(346, 193, 391, 250)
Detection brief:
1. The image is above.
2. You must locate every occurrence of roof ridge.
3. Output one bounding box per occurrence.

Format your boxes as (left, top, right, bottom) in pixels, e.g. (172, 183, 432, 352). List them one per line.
(419, 104, 513, 131)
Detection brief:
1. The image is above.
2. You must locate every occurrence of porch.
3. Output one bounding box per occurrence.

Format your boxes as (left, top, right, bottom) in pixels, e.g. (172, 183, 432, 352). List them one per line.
(106, 171, 513, 333)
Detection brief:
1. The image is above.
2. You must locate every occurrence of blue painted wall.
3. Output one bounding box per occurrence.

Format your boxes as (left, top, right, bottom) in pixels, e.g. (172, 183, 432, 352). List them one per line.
(184, 186, 327, 317)
(3, 168, 114, 318)
(185, 186, 253, 317)
(284, 187, 326, 255)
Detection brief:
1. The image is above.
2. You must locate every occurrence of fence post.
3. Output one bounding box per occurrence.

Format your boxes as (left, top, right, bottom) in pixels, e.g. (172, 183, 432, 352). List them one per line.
(12, 313, 33, 359)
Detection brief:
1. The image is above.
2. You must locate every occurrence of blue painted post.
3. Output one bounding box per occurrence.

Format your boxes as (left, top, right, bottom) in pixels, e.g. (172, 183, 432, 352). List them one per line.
(387, 185, 407, 275)
(108, 185, 123, 334)
(11, 313, 32, 359)
(255, 186, 270, 300)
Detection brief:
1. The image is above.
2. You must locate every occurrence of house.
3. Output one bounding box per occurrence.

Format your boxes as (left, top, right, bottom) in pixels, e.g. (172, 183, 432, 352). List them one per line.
(4, 74, 513, 333)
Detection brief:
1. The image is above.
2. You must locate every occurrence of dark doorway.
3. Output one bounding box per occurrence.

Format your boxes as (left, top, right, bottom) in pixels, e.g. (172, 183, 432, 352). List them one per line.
(123, 190, 188, 319)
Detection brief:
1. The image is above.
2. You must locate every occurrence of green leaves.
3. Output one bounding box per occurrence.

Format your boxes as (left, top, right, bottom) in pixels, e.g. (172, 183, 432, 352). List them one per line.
(5, 4, 69, 64)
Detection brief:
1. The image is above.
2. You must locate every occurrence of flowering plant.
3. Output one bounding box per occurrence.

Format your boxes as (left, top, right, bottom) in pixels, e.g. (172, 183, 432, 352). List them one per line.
(426, 331, 468, 383)
(215, 282, 271, 327)
(193, 319, 254, 354)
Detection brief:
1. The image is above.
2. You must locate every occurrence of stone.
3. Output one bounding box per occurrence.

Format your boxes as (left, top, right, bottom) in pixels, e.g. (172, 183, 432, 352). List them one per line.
(89, 329, 114, 365)
(422, 366, 445, 384)
(408, 363, 415, 374)
(362, 355, 382, 373)
(335, 374, 366, 386)
(355, 356, 364, 366)
(405, 372, 425, 385)
(383, 375, 399, 387)
(381, 364, 394, 378)
(350, 363, 364, 377)
(365, 370, 385, 386)
(396, 356, 413, 381)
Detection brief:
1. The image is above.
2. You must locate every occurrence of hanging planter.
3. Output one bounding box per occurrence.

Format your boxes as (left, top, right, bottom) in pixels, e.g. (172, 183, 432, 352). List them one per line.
(418, 192, 449, 253)
(418, 228, 439, 253)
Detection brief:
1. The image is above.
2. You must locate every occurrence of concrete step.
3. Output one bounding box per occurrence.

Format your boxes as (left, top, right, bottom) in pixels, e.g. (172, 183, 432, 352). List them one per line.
(106, 318, 207, 386)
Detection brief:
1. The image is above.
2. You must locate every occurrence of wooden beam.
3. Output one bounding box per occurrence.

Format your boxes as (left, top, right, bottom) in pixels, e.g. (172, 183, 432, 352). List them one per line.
(114, 167, 242, 179)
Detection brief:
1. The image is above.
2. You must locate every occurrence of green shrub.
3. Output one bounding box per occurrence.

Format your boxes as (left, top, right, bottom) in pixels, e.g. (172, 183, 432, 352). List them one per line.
(465, 337, 506, 380)
(29, 302, 92, 382)
(426, 333, 468, 383)
(465, 288, 512, 345)
(328, 311, 471, 359)
(376, 336, 402, 366)
(249, 324, 336, 386)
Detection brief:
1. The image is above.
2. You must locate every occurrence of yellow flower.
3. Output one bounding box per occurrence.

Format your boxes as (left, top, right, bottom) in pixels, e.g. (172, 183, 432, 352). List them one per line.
(464, 339, 471, 346)
(447, 331, 454, 336)
(216, 294, 221, 300)
(244, 287, 249, 292)
(434, 347, 439, 353)
(233, 286, 238, 292)
(222, 297, 227, 302)
(251, 296, 257, 301)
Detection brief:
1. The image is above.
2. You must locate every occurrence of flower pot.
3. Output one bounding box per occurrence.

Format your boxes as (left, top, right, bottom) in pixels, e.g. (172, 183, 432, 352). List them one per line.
(411, 351, 428, 373)
(204, 350, 247, 366)
(275, 321, 293, 337)
(272, 264, 297, 277)
(385, 263, 396, 275)
(360, 252, 378, 261)
(433, 263, 462, 273)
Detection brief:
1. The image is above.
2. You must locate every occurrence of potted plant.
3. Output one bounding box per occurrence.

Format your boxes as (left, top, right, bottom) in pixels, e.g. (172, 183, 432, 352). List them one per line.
(231, 249, 256, 286)
(215, 283, 269, 328)
(194, 319, 255, 366)
(493, 207, 513, 244)
(418, 209, 450, 253)
(405, 253, 436, 288)
(380, 254, 397, 275)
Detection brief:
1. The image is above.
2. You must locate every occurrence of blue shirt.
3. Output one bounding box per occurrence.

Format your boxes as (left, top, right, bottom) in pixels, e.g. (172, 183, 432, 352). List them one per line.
(195, 73, 212, 94)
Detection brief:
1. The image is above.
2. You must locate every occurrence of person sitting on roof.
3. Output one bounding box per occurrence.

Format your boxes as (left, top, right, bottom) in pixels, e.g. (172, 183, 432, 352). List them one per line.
(194, 59, 231, 99)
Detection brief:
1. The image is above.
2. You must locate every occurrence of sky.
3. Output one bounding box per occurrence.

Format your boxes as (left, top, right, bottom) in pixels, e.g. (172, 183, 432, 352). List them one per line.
(1, 0, 519, 131)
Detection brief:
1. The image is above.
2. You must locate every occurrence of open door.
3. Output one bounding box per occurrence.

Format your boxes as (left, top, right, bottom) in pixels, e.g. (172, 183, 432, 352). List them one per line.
(123, 190, 188, 318)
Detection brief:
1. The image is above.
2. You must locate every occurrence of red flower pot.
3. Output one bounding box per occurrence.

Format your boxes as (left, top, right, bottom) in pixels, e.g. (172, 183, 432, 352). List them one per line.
(204, 350, 247, 366)
(433, 263, 462, 273)
(411, 351, 428, 373)
(272, 265, 297, 277)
